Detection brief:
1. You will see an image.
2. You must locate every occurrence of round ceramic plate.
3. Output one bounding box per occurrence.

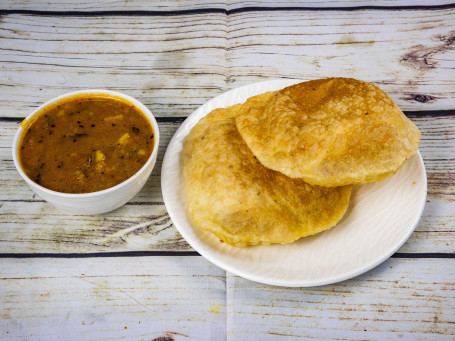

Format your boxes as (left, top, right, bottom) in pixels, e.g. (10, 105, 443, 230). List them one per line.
(161, 79, 427, 287)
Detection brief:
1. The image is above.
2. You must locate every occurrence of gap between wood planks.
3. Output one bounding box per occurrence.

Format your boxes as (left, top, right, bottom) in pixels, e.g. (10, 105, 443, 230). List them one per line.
(1, 4, 455, 17)
(0, 116, 187, 123)
(1, 110, 455, 123)
(0, 252, 454, 258)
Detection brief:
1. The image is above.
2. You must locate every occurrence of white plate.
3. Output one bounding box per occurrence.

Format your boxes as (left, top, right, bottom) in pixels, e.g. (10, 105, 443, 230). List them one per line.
(161, 80, 427, 287)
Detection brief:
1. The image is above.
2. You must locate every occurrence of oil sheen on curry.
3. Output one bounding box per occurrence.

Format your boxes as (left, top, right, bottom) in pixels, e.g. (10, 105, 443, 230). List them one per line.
(18, 94, 155, 193)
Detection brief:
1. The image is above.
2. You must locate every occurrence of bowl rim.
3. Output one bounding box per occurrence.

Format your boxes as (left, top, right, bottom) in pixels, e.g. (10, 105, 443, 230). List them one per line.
(12, 89, 160, 198)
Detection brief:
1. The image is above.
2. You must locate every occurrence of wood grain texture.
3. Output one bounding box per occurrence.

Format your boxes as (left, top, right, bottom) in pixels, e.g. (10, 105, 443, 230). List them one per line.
(0, 8, 454, 119)
(1, 115, 454, 253)
(227, 258, 455, 340)
(0, 13, 227, 118)
(1, 257, 453, 340)
(0, 119, 183, 203)
(225, 8, 455, 110)
(0, 256, 226, 340)
(1, 1, 454, 11)
(1, 120, 187, 252)
(0, 0, 226, 11)
(0, 2, 454, 339)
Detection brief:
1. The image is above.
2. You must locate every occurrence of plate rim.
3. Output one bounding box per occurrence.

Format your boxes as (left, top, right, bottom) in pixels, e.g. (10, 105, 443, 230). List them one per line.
(161, 80, 428, 287)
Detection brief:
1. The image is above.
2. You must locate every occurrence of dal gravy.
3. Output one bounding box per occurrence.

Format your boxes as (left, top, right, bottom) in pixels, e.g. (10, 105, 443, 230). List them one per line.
(18, 94, 155, 193)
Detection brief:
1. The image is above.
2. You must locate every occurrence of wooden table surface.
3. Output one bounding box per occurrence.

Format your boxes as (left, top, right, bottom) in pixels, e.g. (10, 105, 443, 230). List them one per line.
(1, 1, 454, 340)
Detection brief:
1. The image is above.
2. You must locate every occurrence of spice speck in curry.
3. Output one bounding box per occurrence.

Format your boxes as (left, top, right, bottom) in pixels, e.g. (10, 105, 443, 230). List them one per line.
(18, 94, 155, 193)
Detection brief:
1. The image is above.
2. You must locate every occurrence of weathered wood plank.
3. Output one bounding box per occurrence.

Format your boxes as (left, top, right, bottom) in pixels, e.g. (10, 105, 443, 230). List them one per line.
(0, 0, 226, 11)
(0, 257, 453, 340)
(0, 120, 188, 252)
(0, 13, 228, 118)
(0, 119, 183, 203)
(227, 258, 455, 340)
(3, 114, 454, 202)
(0, 114, 454, 253)
(0, 198, 451, 254)
(0, 256, 226, 340)
(1, 0, 453, 11)
(226, 9, 455, 110)
(0, 201, 187, 252)
(226, 0, 455, 9)
(0, 8, 454, 119)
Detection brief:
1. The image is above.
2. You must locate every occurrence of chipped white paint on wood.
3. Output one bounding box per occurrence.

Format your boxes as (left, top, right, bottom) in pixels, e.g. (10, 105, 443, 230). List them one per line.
(0, 256, 226, 340)
(0, 120, 181, 203)
(226, 258, 455, 340)
(0, 201, 186, 252)
(0, 257, 453, 340)
(0, 0, 227, 11)
(225, 9, 455, 110)
(0, 8, 454, 118)
(1, 0, 453, 11)
(1, 115, 454, 253)
(0, 13, 227, 118)
(0, 2, 454, 339)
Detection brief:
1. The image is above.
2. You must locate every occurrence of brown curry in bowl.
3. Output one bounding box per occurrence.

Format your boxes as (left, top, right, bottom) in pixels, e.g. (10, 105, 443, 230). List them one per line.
(18, 93, 155, 194)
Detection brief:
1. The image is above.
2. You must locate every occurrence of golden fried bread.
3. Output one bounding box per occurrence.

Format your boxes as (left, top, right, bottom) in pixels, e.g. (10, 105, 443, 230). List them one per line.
(236, 78, 421, 186)
(182, 101, 351, 247)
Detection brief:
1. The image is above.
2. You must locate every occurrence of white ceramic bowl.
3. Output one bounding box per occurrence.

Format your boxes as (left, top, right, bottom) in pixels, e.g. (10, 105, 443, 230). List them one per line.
(12, 89, 160, 215)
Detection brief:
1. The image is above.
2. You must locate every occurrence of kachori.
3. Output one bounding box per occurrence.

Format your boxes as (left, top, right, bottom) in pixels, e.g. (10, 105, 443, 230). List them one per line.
(236, 78, 421, 187)
(182, 100, 352, 247)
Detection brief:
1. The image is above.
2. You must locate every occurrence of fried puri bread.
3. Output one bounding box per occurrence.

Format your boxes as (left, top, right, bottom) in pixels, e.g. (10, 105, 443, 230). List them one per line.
(182, 101, 351, 247)
(236, 78, 421, 187)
